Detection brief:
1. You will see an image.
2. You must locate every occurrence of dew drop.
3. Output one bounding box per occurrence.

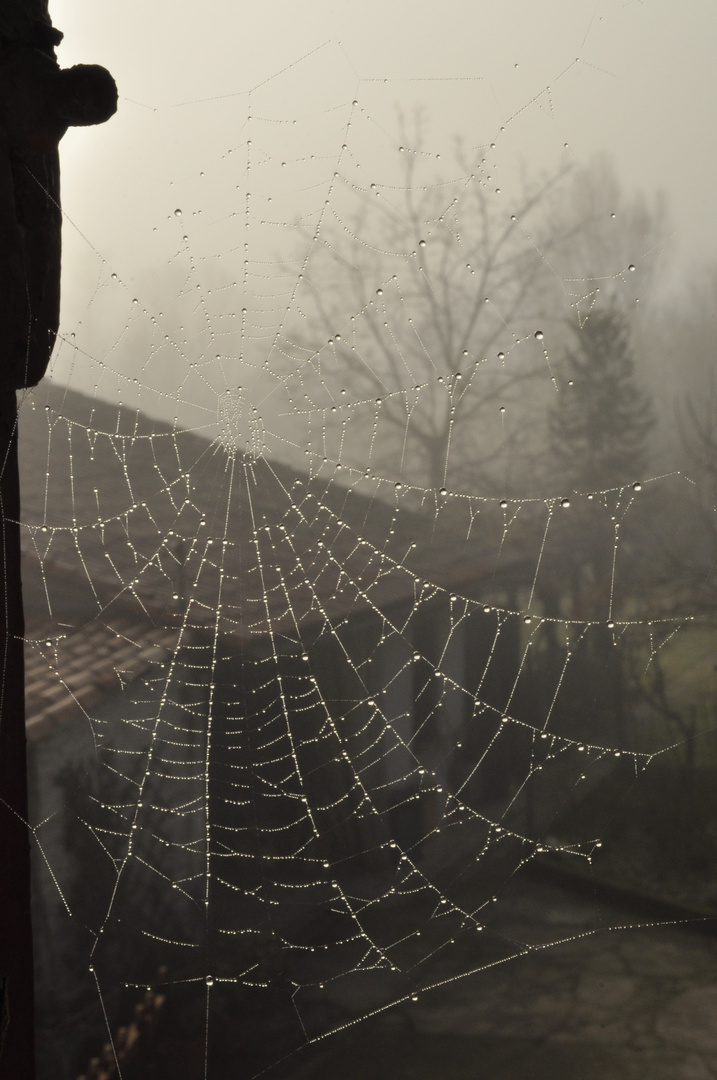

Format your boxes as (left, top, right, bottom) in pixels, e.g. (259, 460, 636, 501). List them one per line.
(633, 481, 642, 492)
(174, 208, 182, 217)
(534, 330, 544, 341)
(418, 239, 426, 247)
(561, 498, 570, 508)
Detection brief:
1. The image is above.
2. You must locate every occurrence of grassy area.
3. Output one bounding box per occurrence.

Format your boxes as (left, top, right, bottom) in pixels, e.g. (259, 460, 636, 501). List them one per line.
(551, 761, 717, 912)
(622, 621, 717, 765)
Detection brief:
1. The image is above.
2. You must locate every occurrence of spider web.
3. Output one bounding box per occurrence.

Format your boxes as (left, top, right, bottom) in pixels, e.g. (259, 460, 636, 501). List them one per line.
(17, 19, 716, 1080)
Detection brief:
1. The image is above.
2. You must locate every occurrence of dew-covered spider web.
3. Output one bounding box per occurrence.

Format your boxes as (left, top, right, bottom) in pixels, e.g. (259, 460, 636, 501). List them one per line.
(17, 14, 717, 1080)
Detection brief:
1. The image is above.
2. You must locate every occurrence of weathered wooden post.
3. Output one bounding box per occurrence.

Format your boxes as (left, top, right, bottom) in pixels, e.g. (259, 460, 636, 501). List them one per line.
(0, 5, 116, 1076)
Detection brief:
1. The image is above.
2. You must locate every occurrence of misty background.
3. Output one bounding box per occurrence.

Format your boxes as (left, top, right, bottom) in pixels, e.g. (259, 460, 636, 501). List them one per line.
(16, 3, 717, 1076)
(31, 0, 717, 485)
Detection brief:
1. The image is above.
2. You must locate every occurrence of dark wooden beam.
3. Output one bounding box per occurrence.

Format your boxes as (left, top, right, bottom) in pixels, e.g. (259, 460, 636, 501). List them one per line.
(0, 7, 116, 1076)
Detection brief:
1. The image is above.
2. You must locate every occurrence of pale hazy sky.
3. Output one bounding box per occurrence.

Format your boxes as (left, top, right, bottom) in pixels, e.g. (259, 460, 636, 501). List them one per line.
(41, 0, 717, 441)
(52, 0, 716, 269)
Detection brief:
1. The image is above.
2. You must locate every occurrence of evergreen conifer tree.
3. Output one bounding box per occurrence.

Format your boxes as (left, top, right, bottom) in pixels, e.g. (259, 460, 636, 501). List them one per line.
(550, 307, 653, 493)
(546, 306, 654, 749)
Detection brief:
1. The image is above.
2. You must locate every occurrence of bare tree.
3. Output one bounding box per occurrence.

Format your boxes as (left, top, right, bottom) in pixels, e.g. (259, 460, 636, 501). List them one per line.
(542, 154, 671, 322)
(281, 142, 669, 498)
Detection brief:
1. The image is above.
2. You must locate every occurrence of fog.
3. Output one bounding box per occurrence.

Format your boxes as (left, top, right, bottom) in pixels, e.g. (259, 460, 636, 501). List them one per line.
(37, 0, 716, 462)
(14, 4, 717, 1077)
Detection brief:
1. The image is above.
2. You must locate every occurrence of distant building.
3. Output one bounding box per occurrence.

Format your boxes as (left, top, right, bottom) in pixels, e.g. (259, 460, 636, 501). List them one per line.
(17, 383, 577, 1077)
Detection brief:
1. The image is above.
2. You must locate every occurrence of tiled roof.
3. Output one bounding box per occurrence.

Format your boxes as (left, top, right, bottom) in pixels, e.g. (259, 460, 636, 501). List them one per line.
(17, 382, 525, 648)
(24, 618, 179, 741)
(15, 383, 537, 739)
